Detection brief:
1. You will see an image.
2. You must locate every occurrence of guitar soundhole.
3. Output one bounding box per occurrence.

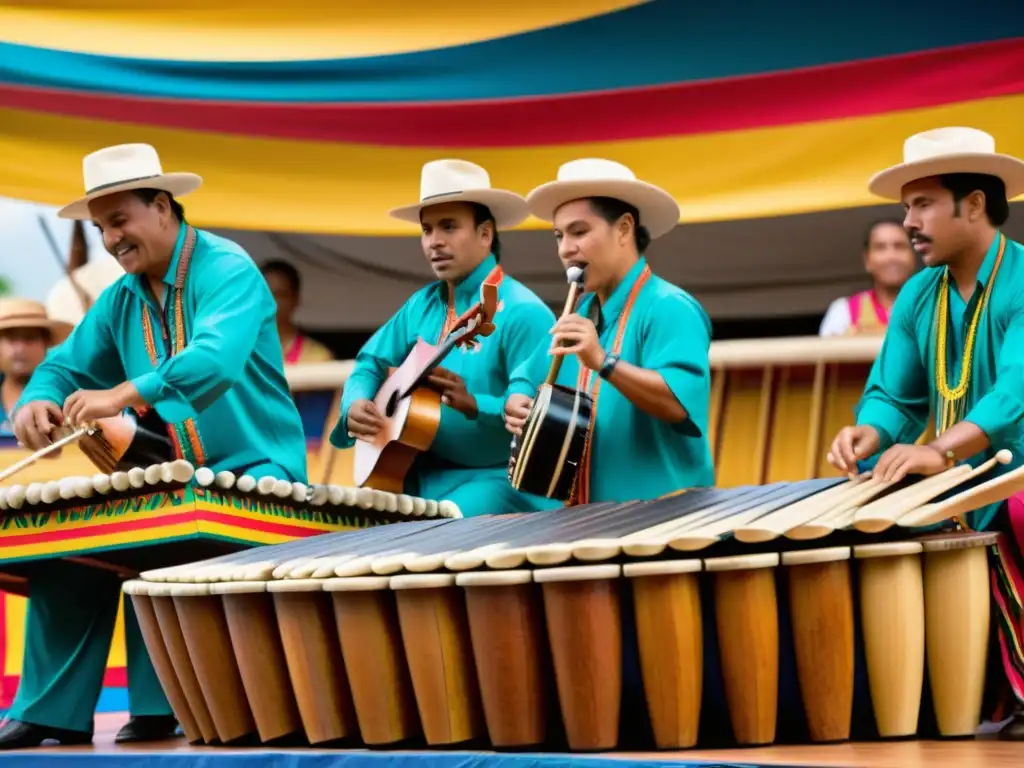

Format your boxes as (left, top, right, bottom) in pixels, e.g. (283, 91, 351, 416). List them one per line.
(385, 390, 399, 418)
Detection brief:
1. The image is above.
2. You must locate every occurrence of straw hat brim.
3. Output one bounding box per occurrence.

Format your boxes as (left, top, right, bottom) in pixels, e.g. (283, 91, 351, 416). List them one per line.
(868, 153, 1024, 201)
(58, 173, 203, 220)
(0, 317, 74, 346)
(388, 189, 529, 230)
(526, 179, 681, 240)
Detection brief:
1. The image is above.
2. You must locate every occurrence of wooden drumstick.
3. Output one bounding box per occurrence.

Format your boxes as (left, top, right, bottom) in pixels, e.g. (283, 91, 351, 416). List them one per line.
(898, 461, 1024, 529)
(854, 450, 1012, 533)
(0, 423, 97, 484)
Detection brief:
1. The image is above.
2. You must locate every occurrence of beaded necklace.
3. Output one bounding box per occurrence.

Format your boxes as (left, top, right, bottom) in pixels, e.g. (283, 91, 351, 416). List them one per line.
(933, 233, 1005, 437)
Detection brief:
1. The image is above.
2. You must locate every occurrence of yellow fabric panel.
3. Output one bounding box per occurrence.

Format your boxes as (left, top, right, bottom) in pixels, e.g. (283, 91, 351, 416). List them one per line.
(765, 367, 816, 483)
(1, 96, 1019, 236)
(0, 444, 97, 488)
(106, 601, 127, 668)
(815, 363, 872, 478)
(0, 0, 645, 61)
(4, 593, 26, 677)
(714, 371, 765, 488)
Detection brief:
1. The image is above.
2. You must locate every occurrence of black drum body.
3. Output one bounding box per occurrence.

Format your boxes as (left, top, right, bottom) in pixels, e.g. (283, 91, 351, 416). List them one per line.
(119, 408, 176, 468)
(508, 384, 593, 500)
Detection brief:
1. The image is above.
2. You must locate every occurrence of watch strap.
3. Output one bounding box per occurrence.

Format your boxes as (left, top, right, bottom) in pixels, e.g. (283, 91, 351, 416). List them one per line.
(598, 353, 619, 380)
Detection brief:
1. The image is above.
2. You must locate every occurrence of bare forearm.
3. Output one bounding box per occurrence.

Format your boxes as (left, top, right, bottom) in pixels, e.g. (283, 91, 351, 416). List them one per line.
(927, 421, 991, 462)
(603, 361, 688, 423)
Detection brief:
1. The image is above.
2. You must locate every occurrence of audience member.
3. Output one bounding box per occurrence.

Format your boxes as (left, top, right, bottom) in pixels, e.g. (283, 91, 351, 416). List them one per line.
(260, 260, 334, 364)
(0, 299, 71, 437)
(819, 219, 916, 336)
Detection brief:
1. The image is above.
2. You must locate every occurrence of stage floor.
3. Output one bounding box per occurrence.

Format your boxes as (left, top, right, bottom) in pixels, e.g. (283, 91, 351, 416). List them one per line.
(4, 714, 1021, 768)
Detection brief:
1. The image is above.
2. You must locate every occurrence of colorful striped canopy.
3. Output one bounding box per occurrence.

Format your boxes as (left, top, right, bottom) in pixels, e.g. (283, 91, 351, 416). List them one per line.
(1, 1, 1021, 236)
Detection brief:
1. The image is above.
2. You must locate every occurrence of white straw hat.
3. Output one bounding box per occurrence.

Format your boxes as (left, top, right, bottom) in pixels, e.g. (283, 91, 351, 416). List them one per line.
(0, 299, 73, 345)
(58, 143, 202, 220)
(389, 159, 529, 229)
(868, 127, 1024, 201)
(526, 159, 680, 239)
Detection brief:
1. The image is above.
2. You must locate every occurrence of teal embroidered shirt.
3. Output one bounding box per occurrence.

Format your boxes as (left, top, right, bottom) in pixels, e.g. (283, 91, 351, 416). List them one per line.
(330, 254, 555, 500)
(856, 232, 1024, 530)
(506, 257, 715, 503)
(17, 225, 309, 482)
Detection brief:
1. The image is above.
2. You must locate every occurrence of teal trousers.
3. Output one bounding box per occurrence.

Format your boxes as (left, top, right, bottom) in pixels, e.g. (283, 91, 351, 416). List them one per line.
(415, 469, 560, 518)
(8, 559, 171, 734)
(9, 461, 292, 734)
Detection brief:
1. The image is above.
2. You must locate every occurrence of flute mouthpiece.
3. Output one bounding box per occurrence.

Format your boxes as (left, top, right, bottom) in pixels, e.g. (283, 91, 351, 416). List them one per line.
(566, 266, 584, 284)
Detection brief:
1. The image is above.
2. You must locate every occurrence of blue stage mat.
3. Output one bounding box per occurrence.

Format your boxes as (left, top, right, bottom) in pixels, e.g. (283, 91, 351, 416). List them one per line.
(0, 752, 776, 768)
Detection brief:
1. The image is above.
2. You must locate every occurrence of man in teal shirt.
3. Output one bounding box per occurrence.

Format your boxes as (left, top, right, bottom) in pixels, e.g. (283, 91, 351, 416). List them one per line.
(332, 160, 555, 516)
(827, 127, 1024, 739)
(5, 143, 308, 748)
(504, 159, 714, 504)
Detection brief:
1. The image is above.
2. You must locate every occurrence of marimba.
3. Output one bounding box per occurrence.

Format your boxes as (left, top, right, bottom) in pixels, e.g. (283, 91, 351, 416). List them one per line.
(0, 459, 459, 596)
(123, 455, 1024, 751)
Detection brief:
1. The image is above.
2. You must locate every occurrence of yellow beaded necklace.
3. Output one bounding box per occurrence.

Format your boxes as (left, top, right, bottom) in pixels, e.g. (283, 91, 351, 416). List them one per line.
(934, 233, 1005, 436)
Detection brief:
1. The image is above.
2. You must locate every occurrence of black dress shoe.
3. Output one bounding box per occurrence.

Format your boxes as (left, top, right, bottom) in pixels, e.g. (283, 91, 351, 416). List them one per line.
(0, 719, 92, 749)
(115, 715, 181, 744)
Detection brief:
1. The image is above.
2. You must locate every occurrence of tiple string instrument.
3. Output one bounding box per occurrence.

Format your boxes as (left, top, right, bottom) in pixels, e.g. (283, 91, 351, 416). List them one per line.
(124, 449, 1024, 751)
(354, 266, 503, 493)
(508, 265, 591, 500)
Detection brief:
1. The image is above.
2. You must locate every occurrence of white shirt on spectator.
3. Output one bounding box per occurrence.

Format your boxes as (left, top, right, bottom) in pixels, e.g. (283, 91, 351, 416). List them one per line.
(819, 297, 853, 337)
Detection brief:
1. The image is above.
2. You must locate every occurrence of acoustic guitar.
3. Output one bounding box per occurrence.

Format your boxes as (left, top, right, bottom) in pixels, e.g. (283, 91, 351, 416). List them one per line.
(507, 266, 592, 500)
(353, 267, 503, 492)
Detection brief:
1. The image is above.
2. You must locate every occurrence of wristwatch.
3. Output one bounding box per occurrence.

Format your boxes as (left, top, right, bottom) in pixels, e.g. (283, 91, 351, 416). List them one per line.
(598, 353, 619, 380)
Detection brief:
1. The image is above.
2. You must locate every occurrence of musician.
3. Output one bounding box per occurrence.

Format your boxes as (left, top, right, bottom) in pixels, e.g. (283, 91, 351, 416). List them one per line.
(4, 143, 308, 749)
(331, 159, 556, 516)
(819, 218, 916, 336)
(826, 127, 1024, 739)
(260, 260, 334, 365)
(0, 300, 71, 438)
(504, 159, 714, 504)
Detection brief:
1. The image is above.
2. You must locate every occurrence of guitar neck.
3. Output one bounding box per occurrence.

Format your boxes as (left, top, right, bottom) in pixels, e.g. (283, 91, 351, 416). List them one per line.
(399, 330, 465, 399)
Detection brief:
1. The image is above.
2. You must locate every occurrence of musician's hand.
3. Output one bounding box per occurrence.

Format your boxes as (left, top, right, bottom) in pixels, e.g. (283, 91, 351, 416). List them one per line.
(550, 315, 604, 371)
(872, 444, 949, 484)
(504, 394, 533, 437)
(347, 399, 385, 441)
(427, 368, 477, 419)
(63, 388, 128, 427)
(13, 401, 64, 452)
(827, 425, 881, 475)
